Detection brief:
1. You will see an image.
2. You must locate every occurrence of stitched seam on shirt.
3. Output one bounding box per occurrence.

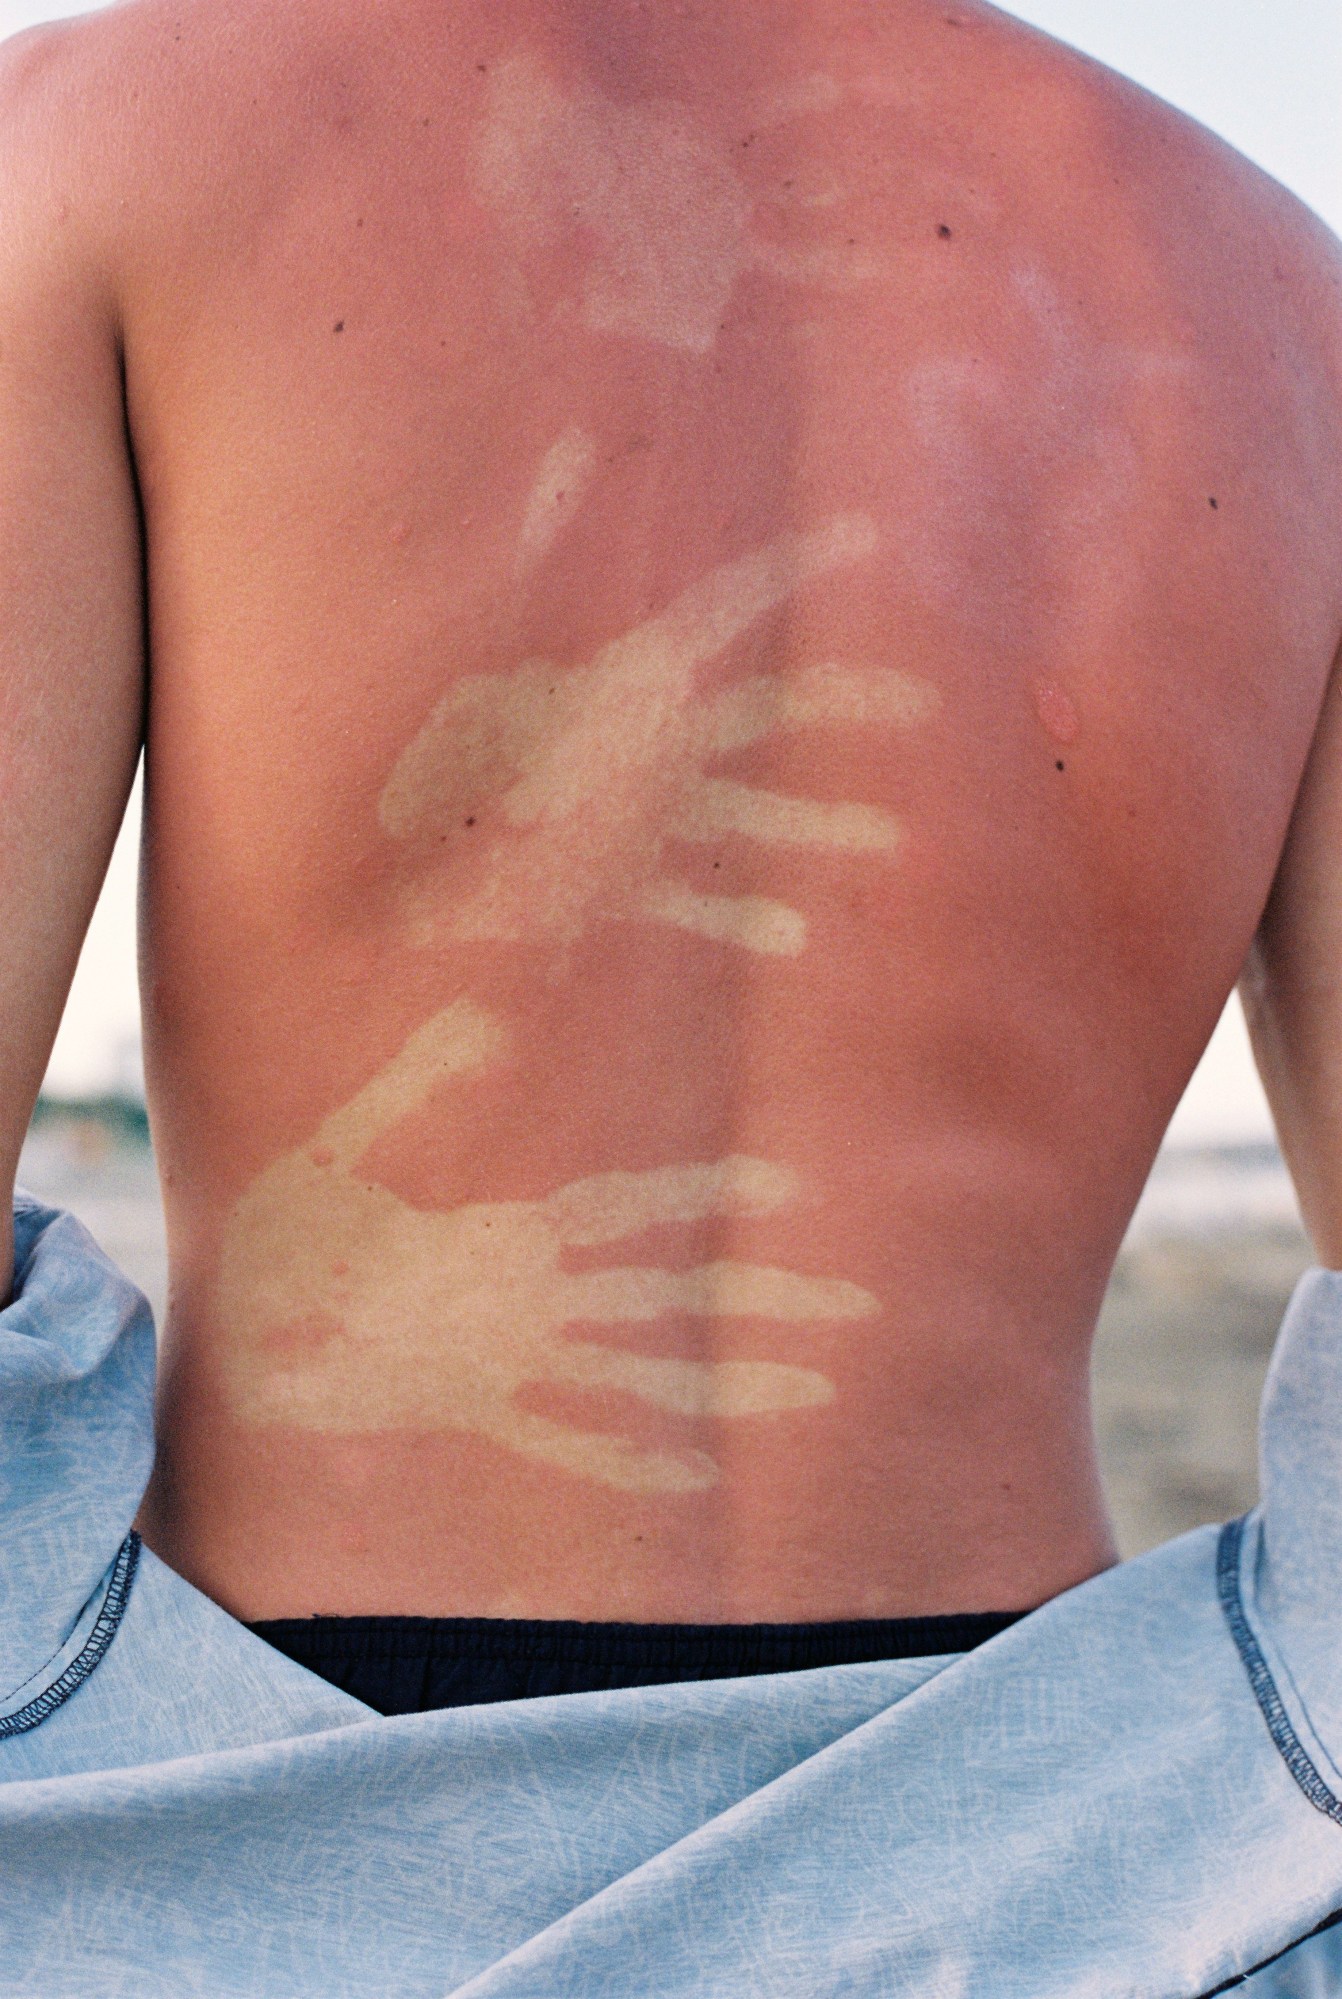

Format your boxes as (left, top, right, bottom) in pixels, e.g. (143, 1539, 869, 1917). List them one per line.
(0, 1532, 140, 1740)
(1196, 1901, 1342, 1995)
(0, 1622, 87, 1706)
(1216, 1516, 1342, 1828)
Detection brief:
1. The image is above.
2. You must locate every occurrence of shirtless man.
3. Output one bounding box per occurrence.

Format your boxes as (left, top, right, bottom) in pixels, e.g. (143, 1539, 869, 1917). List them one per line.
(1, 0, 1340, 1656)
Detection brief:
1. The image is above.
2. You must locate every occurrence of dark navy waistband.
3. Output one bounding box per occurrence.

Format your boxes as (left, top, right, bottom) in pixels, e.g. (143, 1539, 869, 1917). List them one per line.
(248, 1606, 1027, 1717)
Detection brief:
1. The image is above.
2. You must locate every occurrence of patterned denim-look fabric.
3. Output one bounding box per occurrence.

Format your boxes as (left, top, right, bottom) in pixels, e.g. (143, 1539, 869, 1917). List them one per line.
(0, 1196, 153, 1707)
(1, 1189, 1342, 1997)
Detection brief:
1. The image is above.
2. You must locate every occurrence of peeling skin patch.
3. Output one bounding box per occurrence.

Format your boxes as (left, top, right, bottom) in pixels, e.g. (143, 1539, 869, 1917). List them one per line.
(218, 998, 877, 1492)
(470, 50, 894, 353)
(514, 425, 597, 580)
(380, 512, 936, 956)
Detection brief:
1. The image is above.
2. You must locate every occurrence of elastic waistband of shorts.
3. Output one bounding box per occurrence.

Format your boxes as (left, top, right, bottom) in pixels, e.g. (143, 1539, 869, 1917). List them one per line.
(248, 1603, 1027, 1676)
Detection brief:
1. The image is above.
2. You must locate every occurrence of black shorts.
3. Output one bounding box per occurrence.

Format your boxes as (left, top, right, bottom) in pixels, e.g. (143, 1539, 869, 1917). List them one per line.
(247, 1606, 1025, 1717)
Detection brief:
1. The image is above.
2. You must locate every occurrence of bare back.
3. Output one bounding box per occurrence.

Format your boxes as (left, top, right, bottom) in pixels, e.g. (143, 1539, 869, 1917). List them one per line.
(9, 0, 1342, 1620)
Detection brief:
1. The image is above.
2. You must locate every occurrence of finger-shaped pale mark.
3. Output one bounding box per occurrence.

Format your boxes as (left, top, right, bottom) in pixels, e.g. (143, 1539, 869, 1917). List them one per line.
(489, 1405, 720, 1493)
(565, 1259, 880, 1324)
(542, 1154, 797, 1247)
(550, 1341, 835, 1415)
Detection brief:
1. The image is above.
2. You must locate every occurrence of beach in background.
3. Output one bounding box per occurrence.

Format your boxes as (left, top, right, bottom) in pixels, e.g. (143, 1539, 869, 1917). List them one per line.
(18, 1106, 1311, 1561)
(1096, 1146, 1309, 1554)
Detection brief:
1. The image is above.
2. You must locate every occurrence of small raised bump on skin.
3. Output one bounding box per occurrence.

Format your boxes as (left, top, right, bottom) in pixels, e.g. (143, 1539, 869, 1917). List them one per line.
(1034, 682, 1079, 746)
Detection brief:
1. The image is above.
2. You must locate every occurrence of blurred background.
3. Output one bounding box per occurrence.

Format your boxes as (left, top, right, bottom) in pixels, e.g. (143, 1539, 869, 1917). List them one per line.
(8, 0, 1341, 1556)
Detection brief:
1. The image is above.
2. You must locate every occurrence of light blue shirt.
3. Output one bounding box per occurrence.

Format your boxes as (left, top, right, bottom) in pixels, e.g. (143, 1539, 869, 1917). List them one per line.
(2, 1188, 1341, 1995)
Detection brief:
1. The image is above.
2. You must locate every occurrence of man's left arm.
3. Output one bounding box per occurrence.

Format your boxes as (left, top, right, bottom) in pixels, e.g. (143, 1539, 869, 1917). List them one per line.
(0, 26, 145, 1300)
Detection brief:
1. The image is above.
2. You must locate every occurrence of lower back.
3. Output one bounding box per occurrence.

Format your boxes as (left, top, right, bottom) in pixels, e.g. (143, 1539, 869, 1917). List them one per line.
(119, 0, 1342, 1619)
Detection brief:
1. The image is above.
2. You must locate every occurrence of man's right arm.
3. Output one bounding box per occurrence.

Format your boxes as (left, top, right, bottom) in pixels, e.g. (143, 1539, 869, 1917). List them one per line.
(0, 28, 145, 1299)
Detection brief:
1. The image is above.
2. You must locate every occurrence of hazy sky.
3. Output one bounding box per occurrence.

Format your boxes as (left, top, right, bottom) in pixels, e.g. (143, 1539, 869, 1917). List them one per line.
(14, 0, 1340, 1141)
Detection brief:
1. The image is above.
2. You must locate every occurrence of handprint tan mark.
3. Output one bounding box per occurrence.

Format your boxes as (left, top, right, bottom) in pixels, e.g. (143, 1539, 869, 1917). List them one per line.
(471, 50, 895, 353)
(218, 997, 878, 1492)
(514, 425, 597, 581)
(380, 511, 935, 956)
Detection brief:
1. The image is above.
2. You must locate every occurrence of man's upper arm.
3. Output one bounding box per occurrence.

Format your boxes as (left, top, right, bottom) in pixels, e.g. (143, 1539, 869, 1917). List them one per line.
(0, 27, 145, 1292)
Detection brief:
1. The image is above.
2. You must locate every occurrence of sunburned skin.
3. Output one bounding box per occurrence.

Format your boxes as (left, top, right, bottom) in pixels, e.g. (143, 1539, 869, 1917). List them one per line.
(471, 49, 893, 353)
(221, 511, 918, 1482)
(65, 0, 1339, 1618)
(904, 271, 1194, 636)
(217, 996, 878, 1493)
(381, 510, 936, 956)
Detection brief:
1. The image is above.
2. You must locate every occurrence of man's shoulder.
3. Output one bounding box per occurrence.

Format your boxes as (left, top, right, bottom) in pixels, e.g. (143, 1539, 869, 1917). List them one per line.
(3, 0, 1338, 405)
(0, 11, 131, 312)
(977, 4, 1340, 349)
(0, 0, 350, 312)
(0, 0, 390, 154)
(924, 2, 1342, 442)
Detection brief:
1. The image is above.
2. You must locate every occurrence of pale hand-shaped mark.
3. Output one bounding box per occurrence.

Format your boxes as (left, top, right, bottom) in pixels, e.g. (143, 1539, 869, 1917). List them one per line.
(217, 998, 878, 1493)
(381, 512, 935, 956)
(471, 49, 896, 354)
(513, 425, 597, 581)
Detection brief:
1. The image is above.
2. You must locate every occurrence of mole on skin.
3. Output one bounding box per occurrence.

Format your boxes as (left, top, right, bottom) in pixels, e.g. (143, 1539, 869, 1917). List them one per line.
(219, 498, 927, 1491)
(514, 425, 597, 580)
(470, 48, 895, 355)
(380, 510, 937, 958)
(89, 0, 1338, 1630)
